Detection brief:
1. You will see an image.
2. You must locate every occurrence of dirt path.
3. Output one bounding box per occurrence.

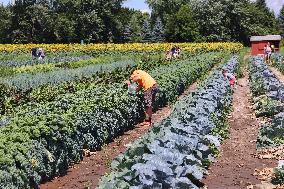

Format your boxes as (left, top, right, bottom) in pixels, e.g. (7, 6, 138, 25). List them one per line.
(40, 81, 198, 189)
(202, 73, 276, 189)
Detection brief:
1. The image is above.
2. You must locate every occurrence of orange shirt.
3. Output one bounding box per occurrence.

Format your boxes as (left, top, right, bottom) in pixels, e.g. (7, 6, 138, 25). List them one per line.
(131, 70, 156, 90)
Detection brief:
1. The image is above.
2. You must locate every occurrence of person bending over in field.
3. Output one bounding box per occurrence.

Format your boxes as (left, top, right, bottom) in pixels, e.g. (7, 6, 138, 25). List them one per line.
(126, 70, 157, 125)
(264, 42, 272, 64)
(222, 69, 236, 89)
(165, 50, 172, 60)
(175, 46, 181, 58)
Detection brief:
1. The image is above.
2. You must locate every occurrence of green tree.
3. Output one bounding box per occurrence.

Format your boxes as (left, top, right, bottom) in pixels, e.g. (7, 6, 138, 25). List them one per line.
(151, 17, 165, 42)
(165, 4, 200, 42)
(255, 0, 267, 9)
(123, 24, 132, 42)
(9, 0, 56, 43)
(128, 14, 143, 42)
(0, 5, 12, 43)
(146, 0, 190, 23)
(5, 0, 126, 43)
(53, 14, 76, 43)
(76, 11, 104, 43)
(142, 18, 152, 43)
(192, 0, 232, 41)
(279, 5, 284, 37)
(255, 0, 278, 31)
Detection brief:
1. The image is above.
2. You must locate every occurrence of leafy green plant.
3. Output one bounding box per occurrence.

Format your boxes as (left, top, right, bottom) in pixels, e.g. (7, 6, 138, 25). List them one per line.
(272, 166, 284, 185)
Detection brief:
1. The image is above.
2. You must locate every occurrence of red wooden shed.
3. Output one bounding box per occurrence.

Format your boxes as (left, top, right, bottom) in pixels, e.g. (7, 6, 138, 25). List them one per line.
(250, 35, 281, 55)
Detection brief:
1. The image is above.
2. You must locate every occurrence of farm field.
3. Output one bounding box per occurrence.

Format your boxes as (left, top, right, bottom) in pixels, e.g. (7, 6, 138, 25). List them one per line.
(0, 42, 284, 189)
(0, 0, 284, 188)
(0, 42, 245, 189)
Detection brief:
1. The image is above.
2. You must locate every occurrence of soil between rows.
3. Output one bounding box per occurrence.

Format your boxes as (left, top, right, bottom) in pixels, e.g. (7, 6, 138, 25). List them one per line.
(202, 73, 276, 189)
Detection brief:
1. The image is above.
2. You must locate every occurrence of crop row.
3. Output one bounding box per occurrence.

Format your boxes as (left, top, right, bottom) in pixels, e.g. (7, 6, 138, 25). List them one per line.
(249, 57, 284, 148)
(0, 52, 227, 188)
(272, 54, 284, 73)
(98, 56, 238, 189)
(0, 50, 195, 115)
(249, 57, 284, 185)
(1, 52, 92, 68)
(0, 60, 136, 115)
(8, 53, 149, 76)
(1, 60, 136, 90)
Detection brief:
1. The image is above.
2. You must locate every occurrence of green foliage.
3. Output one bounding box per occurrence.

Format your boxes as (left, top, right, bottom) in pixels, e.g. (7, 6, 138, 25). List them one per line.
(1, 0, 125, 43)
(146, 0, 190, 22)
(76, 11, 104, 43)
(148, 0, 280, 44)
(279, 5, 284, 37)
(128, 14, 143, 42)
(0, 5, 12, 43)
(272, 166, 284, 185)
(151, 17, 165, 42)
(257, 114, 284, 148)
(165, 4, 201, 42)
(254, 96, 283, 117)
(236, 47, 249, 78)
(211, 104, 231, 142)
(141, 18, 152, 43)
(0, 0, 280, 43)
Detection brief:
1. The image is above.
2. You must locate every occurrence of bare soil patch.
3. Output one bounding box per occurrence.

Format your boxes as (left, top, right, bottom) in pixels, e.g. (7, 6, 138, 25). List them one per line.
(202, 74, 276, 189)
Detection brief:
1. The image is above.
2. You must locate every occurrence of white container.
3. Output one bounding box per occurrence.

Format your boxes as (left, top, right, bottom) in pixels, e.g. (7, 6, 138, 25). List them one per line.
(128, 83, 137, 94)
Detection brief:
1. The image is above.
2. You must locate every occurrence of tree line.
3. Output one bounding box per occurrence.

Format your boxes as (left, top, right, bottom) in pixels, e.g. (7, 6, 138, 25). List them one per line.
(0, 0, 282, 44)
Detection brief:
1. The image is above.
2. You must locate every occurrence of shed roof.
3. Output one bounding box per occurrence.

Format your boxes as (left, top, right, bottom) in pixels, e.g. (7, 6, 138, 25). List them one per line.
(250, 35, 281, 42)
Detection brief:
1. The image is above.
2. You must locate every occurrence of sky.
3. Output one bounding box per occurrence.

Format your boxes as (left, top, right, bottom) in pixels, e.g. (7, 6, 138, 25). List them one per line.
(123, 0, 284, 16)
(0, 0, 283, 16)
(122, 0, 151, 13)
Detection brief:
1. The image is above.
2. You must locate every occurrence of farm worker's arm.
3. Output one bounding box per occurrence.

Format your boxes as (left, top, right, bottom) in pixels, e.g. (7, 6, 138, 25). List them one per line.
(135, 85, 142, 92)
(124, 80, 131, 86)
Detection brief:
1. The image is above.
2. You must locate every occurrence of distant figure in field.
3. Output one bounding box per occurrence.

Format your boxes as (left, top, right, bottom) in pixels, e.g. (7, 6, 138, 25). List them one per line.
(165, 50, 172, 60)
(222, 69, 236, 89)
(264, 42, 272, 64)
(167, 46, 181, 59)
(170, 46, 177, 55)
(31, 47, 38, 59)
(38, 48, 45, 60)
(175, 46, 181, 58)
(31, 47, 45, 60)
